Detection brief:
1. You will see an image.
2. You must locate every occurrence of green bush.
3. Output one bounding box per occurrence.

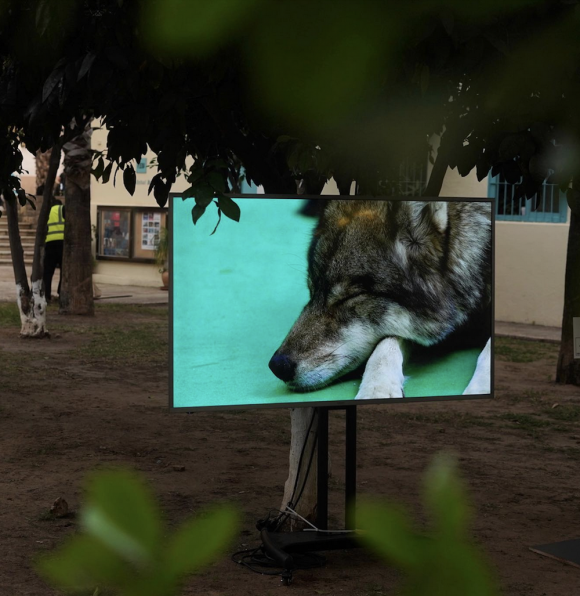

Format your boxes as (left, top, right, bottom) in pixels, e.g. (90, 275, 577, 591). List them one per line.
(37, 469, 238, 596)
(357, 453, 499, 596)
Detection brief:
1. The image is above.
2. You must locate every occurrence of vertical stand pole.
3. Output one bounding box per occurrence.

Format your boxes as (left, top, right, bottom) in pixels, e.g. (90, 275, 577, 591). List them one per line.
(316, 407, 329, 530)
(257, 405, 359, 583)
(345, 406, 357, 530)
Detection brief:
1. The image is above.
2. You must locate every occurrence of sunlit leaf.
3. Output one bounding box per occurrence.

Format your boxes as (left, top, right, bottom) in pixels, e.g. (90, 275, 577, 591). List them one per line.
(82, 469, 161, 564)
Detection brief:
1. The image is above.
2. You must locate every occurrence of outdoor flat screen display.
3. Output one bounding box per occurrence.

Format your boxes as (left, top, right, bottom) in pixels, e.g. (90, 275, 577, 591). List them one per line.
(171, 195, 493, 411)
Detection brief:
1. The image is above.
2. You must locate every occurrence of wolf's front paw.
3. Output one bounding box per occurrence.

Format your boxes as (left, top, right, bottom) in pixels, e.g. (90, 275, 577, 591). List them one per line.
(463, 338, 491, 395)
(355, 377, 404, 400)
(355, 337, 405, 400)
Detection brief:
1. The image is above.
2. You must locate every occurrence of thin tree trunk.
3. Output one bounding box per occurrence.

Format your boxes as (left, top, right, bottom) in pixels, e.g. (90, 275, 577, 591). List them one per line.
(556, 188, 580, 384)
(59, 124, 94, 316)
(5, 144, 61, 337)
(423, 135, 449, 198)
(35, 149, 52, 194)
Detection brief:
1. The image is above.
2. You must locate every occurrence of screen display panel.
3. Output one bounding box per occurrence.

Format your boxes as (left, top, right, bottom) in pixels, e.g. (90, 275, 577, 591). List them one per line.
(171, 195, 493, 411)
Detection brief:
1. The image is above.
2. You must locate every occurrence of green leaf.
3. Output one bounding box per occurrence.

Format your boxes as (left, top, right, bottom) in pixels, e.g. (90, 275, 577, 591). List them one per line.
(102, 162, 113, 184)
(192, 204, 206, 225)
(17, 189, 27, 207)
(217, 196, 240, 222)
(164, 506, 239, 578)
(195, 183, 214, 207)
(210, 208, 222, 235)
(206, 171, 227, 193)
(37, 535, 129, 592)
(42, 62, 65, 103)
(420, 64, 430, 95)
(356, 500, 423, 569)
(144, 0, 264, 55)
(182, 185, 196, 199)
(423, 453, 470, 538)
(123, 165, 136, 196)
(92, 156, 105, 180)
(81, 469, 161, 564)
(35, 0, 51, 36)
(78, 52, 97, 81)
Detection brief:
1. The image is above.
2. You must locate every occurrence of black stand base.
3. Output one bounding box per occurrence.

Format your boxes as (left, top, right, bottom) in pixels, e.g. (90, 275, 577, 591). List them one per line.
(260, 529, 359, 570)
(258, 406, 359, 584)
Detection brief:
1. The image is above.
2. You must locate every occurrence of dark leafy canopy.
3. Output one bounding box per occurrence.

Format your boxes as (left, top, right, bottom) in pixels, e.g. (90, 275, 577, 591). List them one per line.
(1, 0, 580, 218)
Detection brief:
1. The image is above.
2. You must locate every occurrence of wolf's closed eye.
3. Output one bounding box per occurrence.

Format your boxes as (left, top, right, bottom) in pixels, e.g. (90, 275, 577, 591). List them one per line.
(329, 292, 366, 307)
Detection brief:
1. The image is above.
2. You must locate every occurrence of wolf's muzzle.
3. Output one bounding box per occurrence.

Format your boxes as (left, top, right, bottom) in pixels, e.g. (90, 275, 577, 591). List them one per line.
(268, 353, 296, 383)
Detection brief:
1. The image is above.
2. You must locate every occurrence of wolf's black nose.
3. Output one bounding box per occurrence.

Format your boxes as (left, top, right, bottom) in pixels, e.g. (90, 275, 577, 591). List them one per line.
(268, 353, 296, 383)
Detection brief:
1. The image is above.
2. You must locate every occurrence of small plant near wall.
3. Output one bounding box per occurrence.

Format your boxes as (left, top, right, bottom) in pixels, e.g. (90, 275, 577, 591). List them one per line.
(155, 227, 169, 289)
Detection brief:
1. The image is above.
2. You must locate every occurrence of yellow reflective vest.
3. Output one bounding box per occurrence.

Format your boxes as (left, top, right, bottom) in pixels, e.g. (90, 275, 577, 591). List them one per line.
(46, 205, 64, 243)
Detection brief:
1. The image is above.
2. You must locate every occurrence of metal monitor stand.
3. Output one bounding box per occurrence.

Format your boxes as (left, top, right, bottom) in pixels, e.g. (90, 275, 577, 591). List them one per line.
(259, 405, 360, 585)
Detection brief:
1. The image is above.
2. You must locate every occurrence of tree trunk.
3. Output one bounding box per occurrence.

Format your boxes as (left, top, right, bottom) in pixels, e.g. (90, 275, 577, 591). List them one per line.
(556, 193, 580, 384)
(59, 124, 94, 316)
(5, 145, 62, 337)
(423, 134, 449, 198)
(35, 149, 52, 194)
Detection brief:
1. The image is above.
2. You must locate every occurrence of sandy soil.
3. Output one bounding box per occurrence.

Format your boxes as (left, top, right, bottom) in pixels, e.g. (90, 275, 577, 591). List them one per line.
(0, 304, 579, 596)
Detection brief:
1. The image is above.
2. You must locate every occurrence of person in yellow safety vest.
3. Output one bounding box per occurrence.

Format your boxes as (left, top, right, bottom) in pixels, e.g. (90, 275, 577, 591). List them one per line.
(43, 199, 65, 303)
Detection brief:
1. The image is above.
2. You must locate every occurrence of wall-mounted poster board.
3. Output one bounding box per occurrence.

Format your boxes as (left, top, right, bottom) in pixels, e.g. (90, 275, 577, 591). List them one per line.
(170, 195, 494, 411)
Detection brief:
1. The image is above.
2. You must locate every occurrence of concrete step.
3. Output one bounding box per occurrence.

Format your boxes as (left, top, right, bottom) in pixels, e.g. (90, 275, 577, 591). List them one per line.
(0, 222, 35, 230)
(0, 239, 35, 246)
(0, 259, 33, 266)
(0, 251, 34, 259)
(0, 239, 36, 246)
(0, 227, 36, 234)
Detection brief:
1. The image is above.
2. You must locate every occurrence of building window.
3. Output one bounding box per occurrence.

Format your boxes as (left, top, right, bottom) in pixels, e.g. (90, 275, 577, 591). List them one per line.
(136, 158, 147, 174)
(398, 161, 428, 197)
(488, 174, 568, 223)
(98, 208, 131, 258)
(96, 206, 167, 261)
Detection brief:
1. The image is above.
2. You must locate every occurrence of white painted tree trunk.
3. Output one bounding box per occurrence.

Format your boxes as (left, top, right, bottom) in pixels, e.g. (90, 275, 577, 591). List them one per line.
(281, 408, 318, 528)
(16, 280, 48, 338)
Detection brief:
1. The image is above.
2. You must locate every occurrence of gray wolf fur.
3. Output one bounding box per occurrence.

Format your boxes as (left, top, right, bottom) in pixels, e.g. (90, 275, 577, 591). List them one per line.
(268, 199, 492, 399)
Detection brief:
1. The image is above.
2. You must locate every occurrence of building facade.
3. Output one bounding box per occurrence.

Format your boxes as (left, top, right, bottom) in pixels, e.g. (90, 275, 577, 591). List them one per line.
(90, 127, 569, 327)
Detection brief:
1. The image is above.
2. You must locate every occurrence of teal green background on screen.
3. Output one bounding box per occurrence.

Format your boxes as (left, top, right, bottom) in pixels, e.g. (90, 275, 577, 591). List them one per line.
(172, 198, 481, 409)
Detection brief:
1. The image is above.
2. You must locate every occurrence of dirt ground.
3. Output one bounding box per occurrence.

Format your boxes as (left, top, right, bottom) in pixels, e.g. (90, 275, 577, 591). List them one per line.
(1, 302, 579, 596)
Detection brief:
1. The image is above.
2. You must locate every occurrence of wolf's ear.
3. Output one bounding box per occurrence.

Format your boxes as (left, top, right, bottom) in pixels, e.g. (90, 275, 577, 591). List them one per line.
(428, 201, 448, 234)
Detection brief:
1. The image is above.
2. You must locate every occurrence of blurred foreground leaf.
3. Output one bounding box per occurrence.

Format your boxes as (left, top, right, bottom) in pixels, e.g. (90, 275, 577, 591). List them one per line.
(38, 469, 239, 596)
(357, 453, 499, 596)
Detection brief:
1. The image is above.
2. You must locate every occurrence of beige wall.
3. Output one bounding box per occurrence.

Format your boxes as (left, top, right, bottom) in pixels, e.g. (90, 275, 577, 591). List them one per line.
(90, 124, 571, 328)
(91, 125, 190, 287)
(495, 222, 567, 327)
(437, 161, 569, 328)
